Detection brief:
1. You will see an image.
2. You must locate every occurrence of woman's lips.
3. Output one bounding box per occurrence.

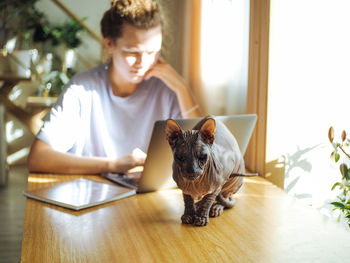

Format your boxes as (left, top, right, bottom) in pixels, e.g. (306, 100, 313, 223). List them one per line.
(131, 70, 144, 76)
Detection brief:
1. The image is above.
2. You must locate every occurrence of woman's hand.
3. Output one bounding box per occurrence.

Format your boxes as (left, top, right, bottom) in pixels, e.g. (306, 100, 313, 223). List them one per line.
(28, 139, 146, 175)
(144, 56, 187, 94)
(144, 57, 202, 118)
(109, 148, 147, 174)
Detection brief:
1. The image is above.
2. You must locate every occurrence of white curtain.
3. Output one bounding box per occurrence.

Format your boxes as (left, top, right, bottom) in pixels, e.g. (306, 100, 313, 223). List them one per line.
(200, 0, 250, 115)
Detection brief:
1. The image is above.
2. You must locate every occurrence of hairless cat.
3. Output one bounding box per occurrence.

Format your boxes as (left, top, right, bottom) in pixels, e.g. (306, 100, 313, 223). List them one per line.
(165, 116, 256, 226)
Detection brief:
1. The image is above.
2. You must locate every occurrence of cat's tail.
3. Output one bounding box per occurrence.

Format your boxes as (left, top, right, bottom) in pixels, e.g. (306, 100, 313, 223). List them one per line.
(217, 173, 258, 208)
(216, 193, 236, 208)
(229, 172, 258, 178)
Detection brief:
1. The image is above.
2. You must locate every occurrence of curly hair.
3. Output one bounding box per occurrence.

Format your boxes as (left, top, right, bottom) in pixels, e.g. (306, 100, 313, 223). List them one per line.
(101, 0, 162, 41)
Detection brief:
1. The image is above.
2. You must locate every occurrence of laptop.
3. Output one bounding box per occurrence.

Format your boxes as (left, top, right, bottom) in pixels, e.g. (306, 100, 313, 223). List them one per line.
(102, 114, 257, 193)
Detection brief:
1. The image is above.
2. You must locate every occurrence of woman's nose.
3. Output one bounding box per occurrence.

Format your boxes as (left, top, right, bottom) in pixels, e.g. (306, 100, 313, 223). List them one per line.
(135, 53, 153, 68)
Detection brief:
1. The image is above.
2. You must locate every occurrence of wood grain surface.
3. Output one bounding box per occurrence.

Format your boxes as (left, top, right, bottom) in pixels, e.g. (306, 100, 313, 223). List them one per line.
(21, 174, 350, 263)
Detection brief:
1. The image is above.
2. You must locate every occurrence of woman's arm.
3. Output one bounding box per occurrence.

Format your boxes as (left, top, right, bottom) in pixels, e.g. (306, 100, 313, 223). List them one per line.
(27, 138, 146, 174)
(145, 57, 202, 118)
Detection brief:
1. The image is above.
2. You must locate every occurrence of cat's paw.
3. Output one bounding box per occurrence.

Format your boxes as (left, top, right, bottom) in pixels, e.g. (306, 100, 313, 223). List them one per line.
(181, 214, 195, 224)
(194, 215, 209, 226)
(209, 203, 224, 217)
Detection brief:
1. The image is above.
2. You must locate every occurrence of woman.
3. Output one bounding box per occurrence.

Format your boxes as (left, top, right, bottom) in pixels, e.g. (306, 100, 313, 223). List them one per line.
(27, 0, 201, 174)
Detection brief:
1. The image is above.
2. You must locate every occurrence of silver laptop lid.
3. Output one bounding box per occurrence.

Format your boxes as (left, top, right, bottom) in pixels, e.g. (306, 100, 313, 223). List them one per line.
(137, 114, 257, 193)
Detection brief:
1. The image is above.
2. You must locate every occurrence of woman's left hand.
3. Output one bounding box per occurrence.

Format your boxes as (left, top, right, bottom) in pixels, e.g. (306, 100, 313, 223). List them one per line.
(144, 56, 186, 94)
(144, 56, 202, 118)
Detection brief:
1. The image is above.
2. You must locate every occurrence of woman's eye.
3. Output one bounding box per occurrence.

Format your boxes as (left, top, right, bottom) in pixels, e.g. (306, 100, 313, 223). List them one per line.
(127, 52, 139, 56)
(123, 50, 139, 56)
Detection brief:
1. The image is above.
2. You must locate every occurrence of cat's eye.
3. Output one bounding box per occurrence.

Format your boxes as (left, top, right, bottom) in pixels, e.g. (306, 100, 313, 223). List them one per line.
(198, 154, 208, 162)
(175, 153, 185, 162)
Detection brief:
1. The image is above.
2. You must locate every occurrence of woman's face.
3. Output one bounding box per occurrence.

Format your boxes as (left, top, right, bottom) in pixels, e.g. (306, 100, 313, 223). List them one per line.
(105, 23, 162, 84)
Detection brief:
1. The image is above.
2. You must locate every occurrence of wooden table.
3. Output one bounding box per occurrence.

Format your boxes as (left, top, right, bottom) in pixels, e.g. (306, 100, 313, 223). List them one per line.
(21, 174, 350, 263)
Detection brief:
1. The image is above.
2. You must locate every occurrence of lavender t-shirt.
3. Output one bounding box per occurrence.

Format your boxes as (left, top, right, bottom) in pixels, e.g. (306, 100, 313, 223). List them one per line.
(37, 63, 182, 158)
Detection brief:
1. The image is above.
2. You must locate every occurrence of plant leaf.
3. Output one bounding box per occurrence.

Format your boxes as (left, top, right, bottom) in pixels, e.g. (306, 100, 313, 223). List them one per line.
(346, 173, 350, 181)
(341, 130, 347, 142)
(331, 202, 345, 209)
(328, 126, 334, 143)
(340, 163, 348, 178)
(331, 151, 338, 162)
(335, 152, 340, 162)
(331, 182, 342, 191)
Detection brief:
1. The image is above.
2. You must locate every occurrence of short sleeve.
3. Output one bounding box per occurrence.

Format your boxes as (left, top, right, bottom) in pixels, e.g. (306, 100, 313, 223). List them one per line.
(168, 92, 183, 119)
(37, 83, 83, 152)
(150, 77, 183, 120)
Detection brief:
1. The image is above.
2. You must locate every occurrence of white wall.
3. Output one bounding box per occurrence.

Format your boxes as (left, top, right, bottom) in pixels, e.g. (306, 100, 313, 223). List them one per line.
(267, 0, 350, 223)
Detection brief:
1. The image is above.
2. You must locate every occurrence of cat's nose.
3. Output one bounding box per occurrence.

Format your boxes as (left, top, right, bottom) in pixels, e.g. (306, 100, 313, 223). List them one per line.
(185, 166, 196, 174)
(185, 172, 201, 180)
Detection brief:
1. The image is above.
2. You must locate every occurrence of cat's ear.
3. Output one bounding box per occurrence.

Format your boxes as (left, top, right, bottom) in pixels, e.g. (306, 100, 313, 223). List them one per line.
(165, 119, 182, 147)
(200, 118, 216, 144)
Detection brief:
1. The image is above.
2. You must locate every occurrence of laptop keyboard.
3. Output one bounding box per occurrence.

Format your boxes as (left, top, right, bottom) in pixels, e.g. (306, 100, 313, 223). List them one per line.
(104, 172, 142, 189)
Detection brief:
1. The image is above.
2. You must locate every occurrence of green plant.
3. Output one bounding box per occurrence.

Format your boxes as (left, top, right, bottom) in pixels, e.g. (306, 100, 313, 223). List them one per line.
(328, 127, 350, 226)
(0, 0, 42, 48)
(50, 19, 85, 49)
(43, 69, 75, 97)
(0, 0, 85, 50)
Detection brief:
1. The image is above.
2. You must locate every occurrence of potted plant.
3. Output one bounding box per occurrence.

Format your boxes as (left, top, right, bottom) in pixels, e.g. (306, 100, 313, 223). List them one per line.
(1, 0, 85, 97)
(0, 0, 43, 76)
(328, 127, 350, 227)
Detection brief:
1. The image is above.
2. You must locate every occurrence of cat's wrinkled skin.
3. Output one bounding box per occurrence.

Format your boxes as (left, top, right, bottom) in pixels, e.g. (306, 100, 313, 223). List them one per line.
(165, 116, 250, 226)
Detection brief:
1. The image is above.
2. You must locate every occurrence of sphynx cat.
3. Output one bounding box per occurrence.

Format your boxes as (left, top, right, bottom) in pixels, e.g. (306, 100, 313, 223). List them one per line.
(165, 116, 255, 226)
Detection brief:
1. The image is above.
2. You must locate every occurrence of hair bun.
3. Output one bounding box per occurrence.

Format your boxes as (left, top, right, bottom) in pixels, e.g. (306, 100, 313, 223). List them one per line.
(101, 0, 161, 39)
(110, 0, 118, 7)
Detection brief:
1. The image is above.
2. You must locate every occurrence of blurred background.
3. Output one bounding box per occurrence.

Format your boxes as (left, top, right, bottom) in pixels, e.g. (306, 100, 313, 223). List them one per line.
(1, 0, 350, 261)
(0, 0, 249, 167)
